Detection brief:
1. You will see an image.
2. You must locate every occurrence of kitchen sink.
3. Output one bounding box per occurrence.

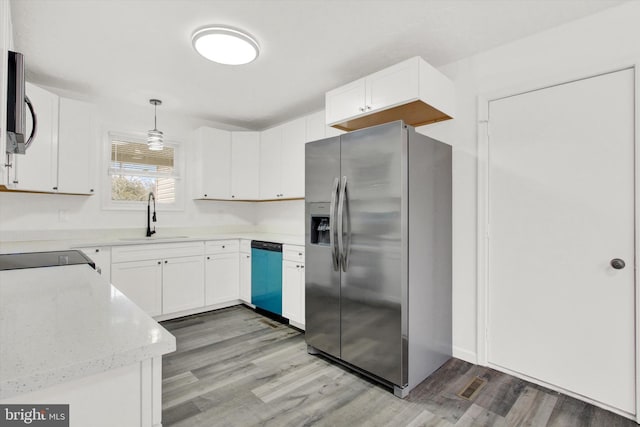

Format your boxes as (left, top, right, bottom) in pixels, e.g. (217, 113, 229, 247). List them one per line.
(119, 236, 190, 241)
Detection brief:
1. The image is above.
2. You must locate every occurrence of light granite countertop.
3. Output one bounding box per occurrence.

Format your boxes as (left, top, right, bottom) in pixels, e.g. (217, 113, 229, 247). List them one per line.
(0, 264, 176, 400)
(0, 231, 305, 254)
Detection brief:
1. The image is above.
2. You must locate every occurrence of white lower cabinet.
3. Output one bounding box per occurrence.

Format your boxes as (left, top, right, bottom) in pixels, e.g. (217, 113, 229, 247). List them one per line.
(205, 252, 240, 305)
(239, 251, 252, 303)
(162, 256, 205, 314)
(282, 244, 305, 329)
(111, 259, 163, 316)
(111, 242, 205, 317)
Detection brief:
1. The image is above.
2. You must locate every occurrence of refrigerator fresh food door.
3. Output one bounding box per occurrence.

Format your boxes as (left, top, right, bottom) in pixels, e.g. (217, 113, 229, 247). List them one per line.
(305, 136, 342, 358)
(339, 121, 407, 386)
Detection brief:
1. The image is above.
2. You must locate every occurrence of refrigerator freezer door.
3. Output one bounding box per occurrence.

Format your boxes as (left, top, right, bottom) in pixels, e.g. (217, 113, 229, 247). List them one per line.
(339, 121, 407, 386)
(305, 136, 342, 359)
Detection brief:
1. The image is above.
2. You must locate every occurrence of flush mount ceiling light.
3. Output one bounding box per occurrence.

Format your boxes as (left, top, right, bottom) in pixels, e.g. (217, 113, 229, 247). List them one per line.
(147, 99, 163, 151)
(192, 26, 260, 65)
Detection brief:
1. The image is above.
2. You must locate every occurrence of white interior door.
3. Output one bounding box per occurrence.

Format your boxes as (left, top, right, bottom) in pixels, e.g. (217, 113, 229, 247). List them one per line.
(487, 68, 635, 415)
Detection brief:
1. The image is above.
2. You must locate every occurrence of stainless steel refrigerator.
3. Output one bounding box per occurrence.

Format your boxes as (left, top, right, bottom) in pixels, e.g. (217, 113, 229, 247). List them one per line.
(305, 121, 452, 397)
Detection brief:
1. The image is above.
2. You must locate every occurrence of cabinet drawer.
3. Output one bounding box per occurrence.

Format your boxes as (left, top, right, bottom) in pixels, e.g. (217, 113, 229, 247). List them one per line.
(283, 245, 305, 262)
(240, 239, 251, 253)
(205, 239, 240, 254)
(112, 242, 204, 263)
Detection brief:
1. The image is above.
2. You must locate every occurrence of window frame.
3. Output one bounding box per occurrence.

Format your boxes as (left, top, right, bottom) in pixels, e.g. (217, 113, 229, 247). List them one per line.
(102, 131, 185, 211)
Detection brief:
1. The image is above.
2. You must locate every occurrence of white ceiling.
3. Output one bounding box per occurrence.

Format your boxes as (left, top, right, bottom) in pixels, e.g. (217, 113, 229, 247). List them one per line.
(11, 0, 626, 130)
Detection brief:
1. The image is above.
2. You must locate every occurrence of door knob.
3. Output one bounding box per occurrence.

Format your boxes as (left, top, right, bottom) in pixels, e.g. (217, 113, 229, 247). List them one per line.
(611, 258, 626, 269)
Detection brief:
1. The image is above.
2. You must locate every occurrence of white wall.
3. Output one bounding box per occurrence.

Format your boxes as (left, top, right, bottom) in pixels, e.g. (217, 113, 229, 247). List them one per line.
(254, 200, 305, 235)
(416, 1, 640, 363)
(0, 95, 257, 240)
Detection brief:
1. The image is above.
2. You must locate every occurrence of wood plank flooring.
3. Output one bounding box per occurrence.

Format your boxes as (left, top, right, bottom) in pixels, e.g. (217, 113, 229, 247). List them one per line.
(161, 306, 636, 427)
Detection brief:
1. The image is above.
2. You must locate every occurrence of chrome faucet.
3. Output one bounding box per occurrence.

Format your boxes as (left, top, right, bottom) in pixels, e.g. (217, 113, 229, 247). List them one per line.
(146, 192, 157, 237)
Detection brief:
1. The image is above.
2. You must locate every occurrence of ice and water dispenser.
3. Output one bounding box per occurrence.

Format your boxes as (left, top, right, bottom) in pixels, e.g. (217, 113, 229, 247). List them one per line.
(309, 203, 331, 246)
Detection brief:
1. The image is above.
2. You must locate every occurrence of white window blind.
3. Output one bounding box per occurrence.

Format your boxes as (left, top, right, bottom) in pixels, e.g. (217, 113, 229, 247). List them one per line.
(108, 135, 179, 204)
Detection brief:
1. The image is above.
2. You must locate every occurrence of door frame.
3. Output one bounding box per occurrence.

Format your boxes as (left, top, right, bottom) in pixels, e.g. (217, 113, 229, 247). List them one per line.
(476, 60, 640, 421)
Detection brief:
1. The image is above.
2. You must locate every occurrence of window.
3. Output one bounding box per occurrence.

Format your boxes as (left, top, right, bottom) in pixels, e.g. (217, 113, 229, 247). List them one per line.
(106, 133, 182, 209)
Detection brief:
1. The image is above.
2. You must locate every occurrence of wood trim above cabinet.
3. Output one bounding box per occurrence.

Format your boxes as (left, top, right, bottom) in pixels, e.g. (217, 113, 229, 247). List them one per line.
(0, 185, 94, 196)
(194, 197, 304, 202)
(331, 100, 452, 132)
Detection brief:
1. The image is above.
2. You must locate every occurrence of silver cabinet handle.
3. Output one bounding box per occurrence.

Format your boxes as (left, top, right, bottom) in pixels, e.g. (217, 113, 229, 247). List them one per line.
(329, 177, 340, 271)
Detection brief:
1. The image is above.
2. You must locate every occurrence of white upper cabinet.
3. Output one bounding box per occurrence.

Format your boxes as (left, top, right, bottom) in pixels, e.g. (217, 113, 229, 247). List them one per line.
(366, 59, 418, 112)
(231, 131, 259, 200)
(280, 117, 306, 198)
(194, 128, 261, 200)
(10, 83, 59, 192)
(305, 111, 327, 143)
(259, 118, 306, 200)
(195, 110, 336, 202)
(325, 79, 367, 126)
(9, 84, 95, 194)
(259, 126, 282, 199)
(325, 56, 455, 131)
(58, 98, 96, 194)
(193, 127, 231, 199)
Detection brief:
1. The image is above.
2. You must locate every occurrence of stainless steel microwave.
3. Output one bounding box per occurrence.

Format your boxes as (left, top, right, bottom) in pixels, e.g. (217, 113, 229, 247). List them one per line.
(6, 50, 37, 154)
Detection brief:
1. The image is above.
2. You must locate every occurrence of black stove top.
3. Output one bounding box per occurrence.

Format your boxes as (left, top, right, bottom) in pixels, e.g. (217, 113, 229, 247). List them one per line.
(0, 250, 96, 271)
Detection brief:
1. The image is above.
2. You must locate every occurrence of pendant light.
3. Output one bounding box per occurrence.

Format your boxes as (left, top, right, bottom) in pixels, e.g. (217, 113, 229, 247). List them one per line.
(147, 99, 163, 151)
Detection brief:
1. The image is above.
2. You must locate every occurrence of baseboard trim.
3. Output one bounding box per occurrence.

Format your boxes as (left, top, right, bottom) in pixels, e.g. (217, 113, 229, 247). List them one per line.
(452, 346, 477, 364)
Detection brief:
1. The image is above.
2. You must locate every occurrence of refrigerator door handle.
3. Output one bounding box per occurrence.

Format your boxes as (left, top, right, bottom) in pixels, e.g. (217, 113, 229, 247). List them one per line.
(338, 176, 349, 272)
(330, 177, 340, 271)
(342, 177, 351, 272)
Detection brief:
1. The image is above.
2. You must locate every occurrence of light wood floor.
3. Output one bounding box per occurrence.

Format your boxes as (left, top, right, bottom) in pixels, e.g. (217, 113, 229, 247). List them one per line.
(161, 306, 636, 427)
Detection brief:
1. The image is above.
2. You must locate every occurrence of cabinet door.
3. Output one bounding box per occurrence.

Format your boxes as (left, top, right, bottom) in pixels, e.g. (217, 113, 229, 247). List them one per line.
(366, 57, 418, 112)
(195, 127, 231, 199)
(205, 252, 240, 305)
(325, 78, 366, 125)
(78, 247, 111, 284)
(282, 260, 302, 324)
(305, 111, 326, 143)
(280, 118, 306, 198)
(239, 252, 252, 303)
(12, 83, 59, 192)
(258, 126, 282, 199)
(162, 256, 205, 314)
(58, 98, 95, 194)
(231, 131, 259, 200)
(111, 260, 162, 316)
